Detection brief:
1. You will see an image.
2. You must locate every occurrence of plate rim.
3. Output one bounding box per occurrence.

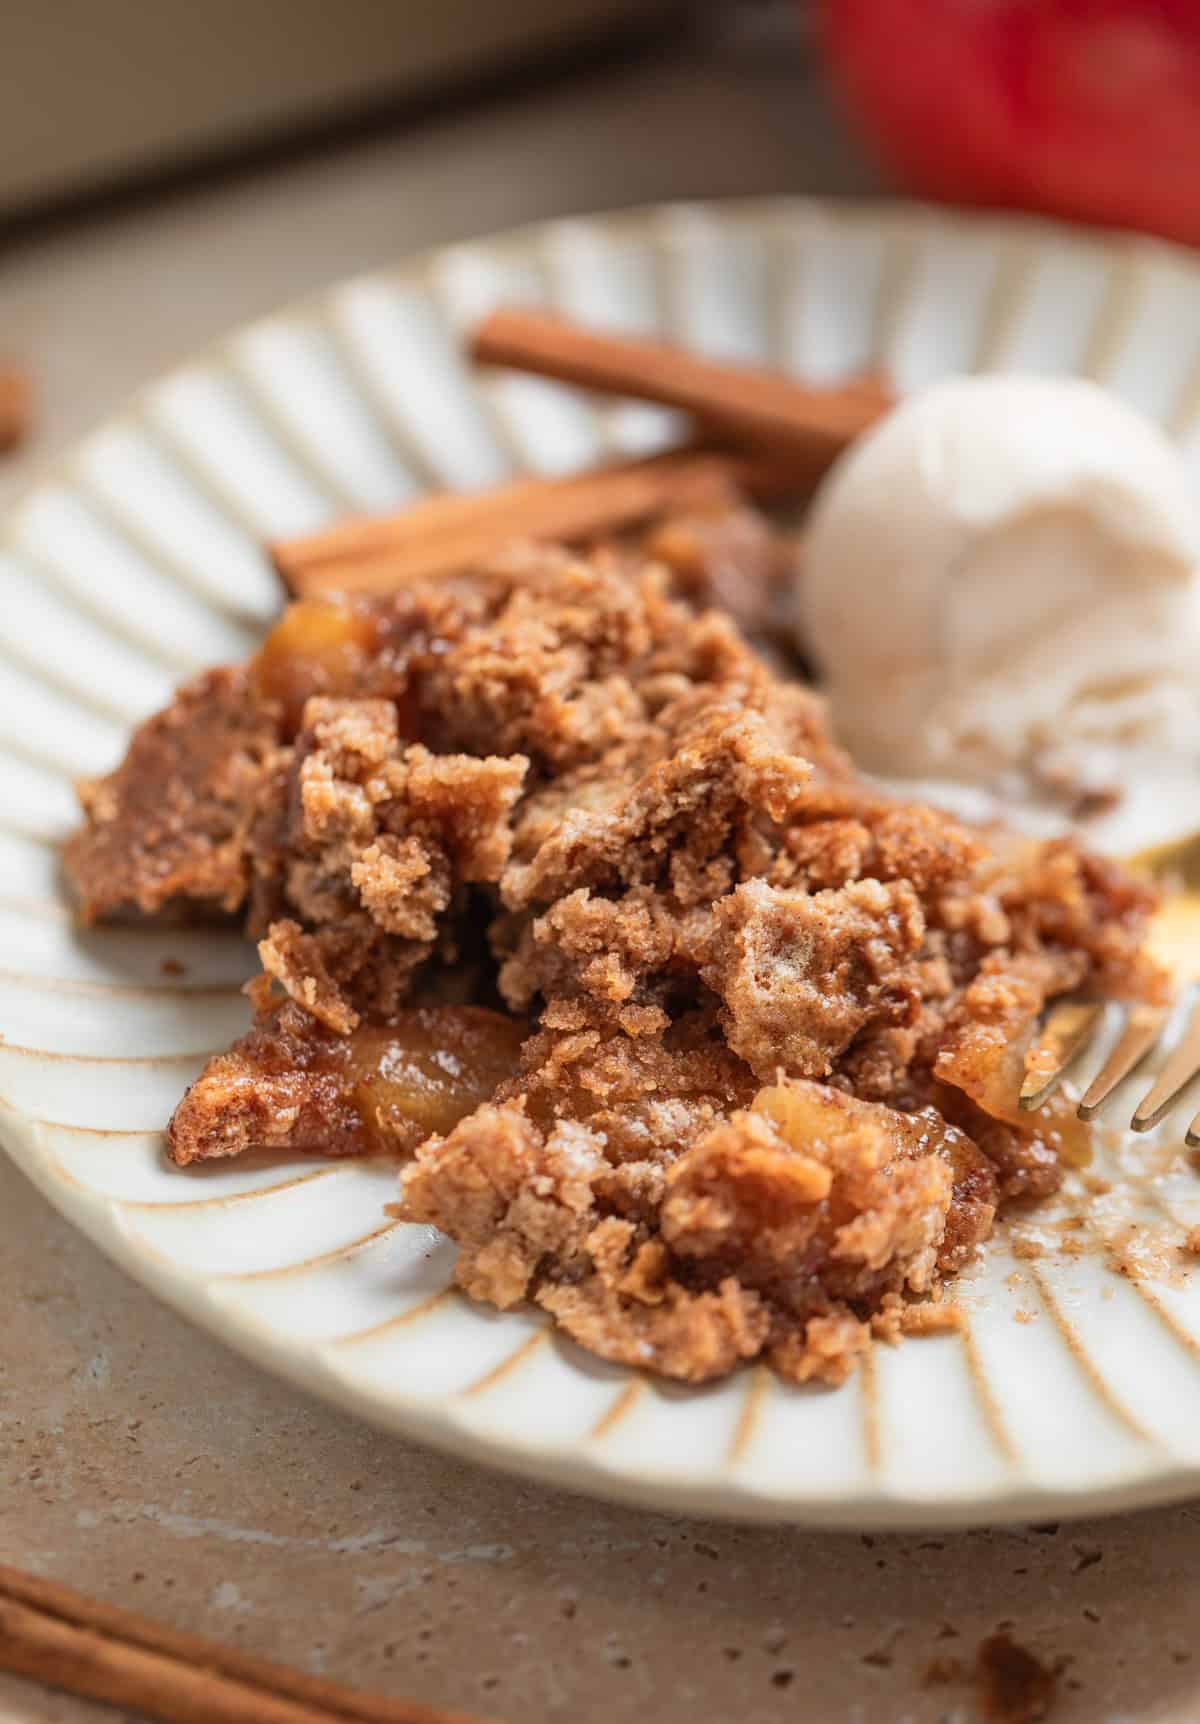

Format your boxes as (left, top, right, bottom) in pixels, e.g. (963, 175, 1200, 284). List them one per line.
(5, 192, 1200, 1529)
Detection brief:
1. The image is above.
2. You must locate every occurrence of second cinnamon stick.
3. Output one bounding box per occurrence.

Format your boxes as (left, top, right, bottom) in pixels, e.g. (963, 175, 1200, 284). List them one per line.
(273, 447, 794, 597)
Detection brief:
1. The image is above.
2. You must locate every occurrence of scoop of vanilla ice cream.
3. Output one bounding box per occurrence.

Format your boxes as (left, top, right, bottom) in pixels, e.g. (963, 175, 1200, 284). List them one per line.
(797, 376, 1200, 794)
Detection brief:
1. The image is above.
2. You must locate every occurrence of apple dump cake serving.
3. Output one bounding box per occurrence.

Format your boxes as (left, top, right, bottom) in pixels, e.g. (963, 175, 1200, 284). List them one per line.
(65, 498, 1167, 1387)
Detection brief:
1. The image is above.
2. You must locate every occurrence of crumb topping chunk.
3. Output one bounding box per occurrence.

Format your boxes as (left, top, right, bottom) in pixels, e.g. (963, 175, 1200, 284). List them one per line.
(65, 518, 1165, 1385)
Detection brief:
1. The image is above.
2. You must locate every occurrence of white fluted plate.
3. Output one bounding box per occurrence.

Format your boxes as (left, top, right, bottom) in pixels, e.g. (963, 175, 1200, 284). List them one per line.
(5, 199, 1200, 1528)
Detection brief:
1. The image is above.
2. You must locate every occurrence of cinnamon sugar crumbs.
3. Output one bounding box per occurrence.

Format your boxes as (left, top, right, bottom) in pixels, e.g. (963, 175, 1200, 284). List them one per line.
(65, 519, 1168, 1389)
(1009, 1235, 1047, 1261)
(893, 1301, 964, 1338)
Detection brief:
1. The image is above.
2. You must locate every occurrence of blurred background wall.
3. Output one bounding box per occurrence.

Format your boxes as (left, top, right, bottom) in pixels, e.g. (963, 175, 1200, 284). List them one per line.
(0, 0, 683, 218)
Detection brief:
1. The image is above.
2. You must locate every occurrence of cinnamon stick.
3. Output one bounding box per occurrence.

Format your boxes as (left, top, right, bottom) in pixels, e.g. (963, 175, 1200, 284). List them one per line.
(273, 446, 794, 598)
(273, 312, 889, 598)
(0, 1563, 490, 1724)
(0, 364, 32, 454)
(469, 307, 892, 470)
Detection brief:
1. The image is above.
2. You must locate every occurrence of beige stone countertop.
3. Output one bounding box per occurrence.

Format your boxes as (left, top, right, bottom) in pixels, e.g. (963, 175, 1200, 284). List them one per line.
(3, 17, 1200, 1724)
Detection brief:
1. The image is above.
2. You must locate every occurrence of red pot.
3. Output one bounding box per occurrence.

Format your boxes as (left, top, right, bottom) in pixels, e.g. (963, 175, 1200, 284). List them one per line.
(821, 1, 1200, 247)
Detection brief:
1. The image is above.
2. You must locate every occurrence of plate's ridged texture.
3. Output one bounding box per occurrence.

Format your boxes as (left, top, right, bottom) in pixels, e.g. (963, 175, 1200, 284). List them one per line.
(5, 200, 1200, 1527)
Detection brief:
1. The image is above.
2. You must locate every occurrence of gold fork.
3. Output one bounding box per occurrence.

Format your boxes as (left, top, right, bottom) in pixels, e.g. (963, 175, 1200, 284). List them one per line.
(1020, 834, 1200, 1141)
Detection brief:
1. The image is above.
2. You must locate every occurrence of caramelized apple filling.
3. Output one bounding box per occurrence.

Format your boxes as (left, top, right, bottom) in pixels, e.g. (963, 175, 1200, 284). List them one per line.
(754, 1079, 990, 1200)
(168, 1004, 526, 1165)
(747, 1079, 997, 1277)
(935, 970, 1093, 1178)
(350, 1009, 528, 1150)
(252, 598, 384, 729)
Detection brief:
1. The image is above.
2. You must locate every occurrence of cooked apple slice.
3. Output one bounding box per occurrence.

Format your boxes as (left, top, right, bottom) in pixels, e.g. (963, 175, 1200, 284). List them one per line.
(168, 1002, 526, 1165)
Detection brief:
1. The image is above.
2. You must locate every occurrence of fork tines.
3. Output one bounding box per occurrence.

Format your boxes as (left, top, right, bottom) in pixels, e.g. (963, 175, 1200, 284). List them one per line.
(1025, 997, 1200, 1135)
(1130, 1001, 1200, 1138)
(1080, 1002, 1171, 1123)
(1018, 1001, 1103, 1110)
